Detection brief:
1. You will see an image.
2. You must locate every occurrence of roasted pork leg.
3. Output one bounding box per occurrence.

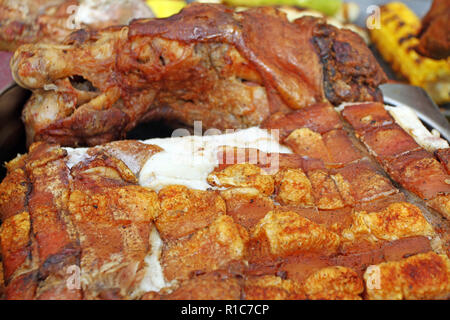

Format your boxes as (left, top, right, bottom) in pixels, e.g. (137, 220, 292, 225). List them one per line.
(11, 3, 386, 147)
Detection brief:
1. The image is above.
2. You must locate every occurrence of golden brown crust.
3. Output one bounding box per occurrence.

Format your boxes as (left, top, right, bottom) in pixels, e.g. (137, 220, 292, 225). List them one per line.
(307, 169, 344, 210)
(364, 252, 450, 300)
(342, 202, 435, 243)
(163, 272, 242, 300)
(303, 266, 364, 300)
(250, 210, 340, 257)
(162, 215, 249, 281)
(1, 116, 450, 299)
(274, 168, 314, 207)
(208, 163, 274, 195)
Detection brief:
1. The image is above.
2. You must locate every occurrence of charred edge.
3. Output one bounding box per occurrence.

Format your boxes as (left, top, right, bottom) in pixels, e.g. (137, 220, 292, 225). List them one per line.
(312, 24, 384, 106)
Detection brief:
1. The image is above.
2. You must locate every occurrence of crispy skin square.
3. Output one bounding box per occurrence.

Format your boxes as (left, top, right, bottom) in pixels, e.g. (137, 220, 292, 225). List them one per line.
(307, 169, 344, 210)
(342, 202, 435, 243)
(250, 210, 340, 257)
(156, 185, 226, 240)
(332, 160, 398, 205)
(162, 215, 249, 281)
(386, 150, 450, 200)
(244, 275, 305, 300)
(341, 102, 393, 132)
(364, 252, 450, 300)
(220, 187, 274, 230)
(284, 128, 331, 162)
(207, 163, 274, 195)
(436, 148, 450, 174)
(262, 102, 342, 138)
(69, 185, 160, 225)
(303, 266, 364, 300)
(274, 168, 314, 207)
(360, 124, 420, 160)
(322, 129, 363, 167)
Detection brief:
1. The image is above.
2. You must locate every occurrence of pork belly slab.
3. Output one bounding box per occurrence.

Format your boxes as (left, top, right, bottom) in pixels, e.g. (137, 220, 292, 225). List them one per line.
(11, 3, 386, 147)
(0, 118, 449, 299)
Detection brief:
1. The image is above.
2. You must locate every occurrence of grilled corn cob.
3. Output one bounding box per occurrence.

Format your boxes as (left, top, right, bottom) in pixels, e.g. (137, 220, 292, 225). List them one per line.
(369, 2, 450, 104)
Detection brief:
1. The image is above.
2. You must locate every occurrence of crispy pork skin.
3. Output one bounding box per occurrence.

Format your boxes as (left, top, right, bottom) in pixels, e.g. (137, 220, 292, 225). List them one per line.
(0, 134, 449, 299)
(2, 101, 450, 299)
(364, 252, 450, 300)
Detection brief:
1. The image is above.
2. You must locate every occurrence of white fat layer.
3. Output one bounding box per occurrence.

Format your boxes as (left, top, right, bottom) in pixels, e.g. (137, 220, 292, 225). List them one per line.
(386, 105, 449, 152)
(64, 147, 89, 169)
(139, 127, 292, 191)
(139, 226, 170, 293)
(336, 103, 449, 152)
